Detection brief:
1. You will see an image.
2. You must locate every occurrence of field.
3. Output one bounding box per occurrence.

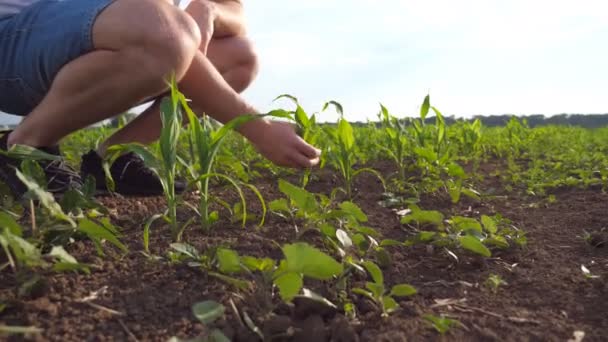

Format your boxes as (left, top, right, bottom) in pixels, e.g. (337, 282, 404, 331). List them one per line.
(1, 93, 607, 341)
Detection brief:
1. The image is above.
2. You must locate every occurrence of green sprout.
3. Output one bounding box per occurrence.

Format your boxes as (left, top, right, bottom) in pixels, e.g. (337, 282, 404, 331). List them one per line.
(352, 261, 417, 317)
(485, 274, 507, 293)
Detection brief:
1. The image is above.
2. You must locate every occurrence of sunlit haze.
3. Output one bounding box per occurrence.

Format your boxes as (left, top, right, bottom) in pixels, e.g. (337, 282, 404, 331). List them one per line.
(2, 0, 607, 124)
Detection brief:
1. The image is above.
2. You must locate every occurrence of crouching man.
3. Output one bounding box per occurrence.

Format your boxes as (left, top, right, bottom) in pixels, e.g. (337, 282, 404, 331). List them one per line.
(0, 0, 320, 197)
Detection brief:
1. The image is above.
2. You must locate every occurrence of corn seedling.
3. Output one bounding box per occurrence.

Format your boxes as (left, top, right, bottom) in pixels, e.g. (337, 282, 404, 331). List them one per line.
(485, 274, 507, 293)
(324, 103, 385, 198)
(424, 314, 461, 335)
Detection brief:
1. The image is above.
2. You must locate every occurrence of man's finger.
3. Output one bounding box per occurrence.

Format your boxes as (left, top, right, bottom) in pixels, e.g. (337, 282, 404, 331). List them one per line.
(295, 138, 321, 159)
(288, 152, 316, 169)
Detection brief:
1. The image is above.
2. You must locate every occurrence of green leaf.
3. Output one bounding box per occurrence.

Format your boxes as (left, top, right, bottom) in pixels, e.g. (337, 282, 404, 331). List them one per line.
(241, 256, 275, 273)
(170, 243, 200, 260)
(424, 315, 460, 335)
(459, 235, 491, 257)
(380, 239, 403, 247)
(208, 329, 231, 342)
(0, 212, 22, 236)
(77, 219, 127, 253)
(48, 246, 77, 264)
(52, 262, 90, 274)
(294, 288, 338, 310)
(295, 105, 310, 129)
(282, 243, 343, 280)
(461, 187, 481, 201)
(484, 236, 509, 249)
(390, 284, 417, 297)
(319, 223, 336, 238)
(273, 93, 299, 105)
(420, 95, 430, 121)
(447, 163, 466, 178)
(401, 207, 444, 226)
(274, 272, 303, 301)
(337, 118, 354, 150)
(339, 201, 368, 222)
(382, 296, 399, 313)
(216, 248, 241, 274)
(192, 300, 225, 325)
(481, 215, 497, 234)
(2, 144, 61, 161)
(352, 288, 373, 299)
(375, 247, 392, 268)
(20, 160, 46, 189)
(365, 282, 385, 298)
(143, 213, 165, 254)
(82, 174, 96, 199)
(450, 217, 483, 233)
(278, 180, 317, 214)
(413, 147, 438, 162)
(361, 261, 383, 285)
(352, 233, 368, 251)
(269, 199, 290, 213)
(2, 230, 43, 267)
(15, 170, 75, 226)
(208, 272, 250, 291)
(354, 225, 380, 237)
(322, 100, 344, 116)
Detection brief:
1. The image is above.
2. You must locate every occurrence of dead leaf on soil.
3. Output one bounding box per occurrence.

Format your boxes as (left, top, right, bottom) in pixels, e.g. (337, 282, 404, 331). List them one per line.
(567, 330, 585, 342)
(430, 298, 467, 308)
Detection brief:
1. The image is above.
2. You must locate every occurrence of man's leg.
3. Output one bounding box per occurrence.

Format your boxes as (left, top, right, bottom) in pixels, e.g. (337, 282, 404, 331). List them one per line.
(98, 34, 259, 151)
(7, 0, 201, 148)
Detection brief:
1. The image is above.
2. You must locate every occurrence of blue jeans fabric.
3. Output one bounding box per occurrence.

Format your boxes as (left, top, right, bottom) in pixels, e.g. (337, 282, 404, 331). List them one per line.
(0, 0, 115, 116)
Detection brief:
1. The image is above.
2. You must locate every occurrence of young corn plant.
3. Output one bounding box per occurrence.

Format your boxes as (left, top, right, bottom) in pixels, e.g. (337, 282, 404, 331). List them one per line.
(324, 103, 385, 199)
(377, 104, 411, 182)
(485, 274, 507, 293)
(178, 93, 264, 232)
(0, 148, 124, 274)
(273, 94, 321, 188)
(102, 77, 191, 243)
(424, 314, 461, 335)
(407, 95, 479, 203)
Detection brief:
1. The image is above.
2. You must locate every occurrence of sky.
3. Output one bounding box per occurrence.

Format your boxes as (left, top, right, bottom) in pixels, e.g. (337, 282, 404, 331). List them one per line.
(2, 0, 607, 124)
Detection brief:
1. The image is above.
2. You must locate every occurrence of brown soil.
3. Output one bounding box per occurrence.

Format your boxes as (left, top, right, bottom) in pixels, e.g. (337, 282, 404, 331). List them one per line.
(1, 161, 607, 342)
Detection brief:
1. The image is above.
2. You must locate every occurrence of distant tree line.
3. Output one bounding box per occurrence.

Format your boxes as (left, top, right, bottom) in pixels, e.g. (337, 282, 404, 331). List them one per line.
(351, 113, 608, 129)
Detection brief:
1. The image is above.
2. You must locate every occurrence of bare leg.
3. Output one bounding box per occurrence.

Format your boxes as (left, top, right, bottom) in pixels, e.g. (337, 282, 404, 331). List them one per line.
(99, 34, 259, 152)
(7, 0, 201, 148)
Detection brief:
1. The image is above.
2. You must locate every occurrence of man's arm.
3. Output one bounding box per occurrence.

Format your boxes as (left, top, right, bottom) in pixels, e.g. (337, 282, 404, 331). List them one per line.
(208, 0, 246, 38)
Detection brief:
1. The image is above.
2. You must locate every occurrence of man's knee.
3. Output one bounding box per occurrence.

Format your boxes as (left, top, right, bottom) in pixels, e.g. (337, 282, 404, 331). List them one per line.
(209, 36, 259, 90)
(240, 38, 259, 79)
(93, 0, 202, 82)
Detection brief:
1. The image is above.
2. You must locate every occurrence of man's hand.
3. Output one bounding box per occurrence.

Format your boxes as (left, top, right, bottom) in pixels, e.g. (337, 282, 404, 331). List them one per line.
(239, 119, 321, 169)
(188, 0, 245, 39)
(185, 0, 216, 53)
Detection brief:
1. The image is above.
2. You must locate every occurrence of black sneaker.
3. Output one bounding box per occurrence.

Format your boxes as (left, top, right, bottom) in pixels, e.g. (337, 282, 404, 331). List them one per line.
(0, 131, 83, 199)
(80, 150, 187, 196)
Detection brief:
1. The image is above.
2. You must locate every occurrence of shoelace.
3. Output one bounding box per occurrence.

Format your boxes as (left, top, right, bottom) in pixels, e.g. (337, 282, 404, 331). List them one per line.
(44, 159, 82, 185)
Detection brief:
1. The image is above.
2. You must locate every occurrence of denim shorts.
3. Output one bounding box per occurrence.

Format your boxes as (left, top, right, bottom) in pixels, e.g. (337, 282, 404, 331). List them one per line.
(0, 0, 115, 116)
